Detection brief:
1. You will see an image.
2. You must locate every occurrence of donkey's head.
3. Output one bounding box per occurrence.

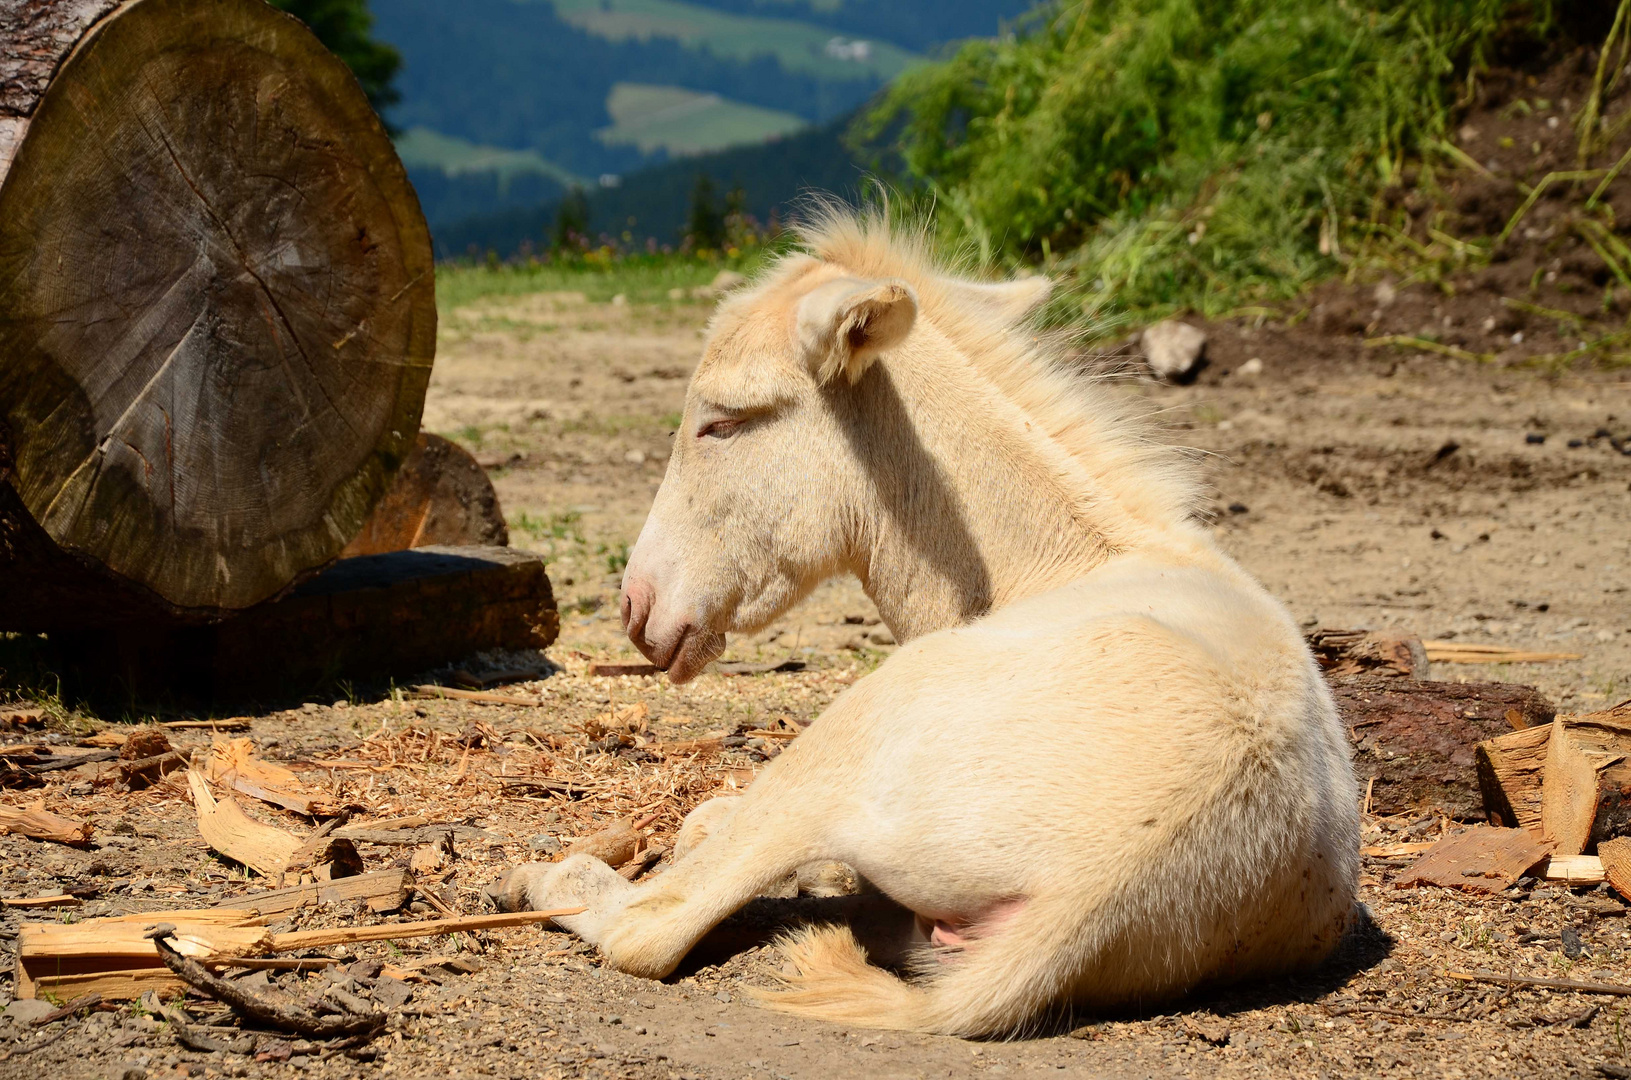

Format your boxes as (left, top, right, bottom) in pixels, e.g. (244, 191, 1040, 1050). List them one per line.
(619, 222, 1055, 683)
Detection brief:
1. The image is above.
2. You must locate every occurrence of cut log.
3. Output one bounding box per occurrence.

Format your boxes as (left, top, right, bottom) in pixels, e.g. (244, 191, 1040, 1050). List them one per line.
(1541, 703, 1631, 856)
(54, 545, 558, 701)
(1476, 723, 1552, 831)
(1335, 676, 1556, 817)
(215, 869, 413, 917)
(1601, 837, 1631, 901)
(0, 0, 435, 630)
(1308, 629, 1427, 679)
(340, 434, 508, 557)
(188, 769, 301, 878)
(1546, 853, 1606, 885)
(1393, 826, 1551, 894)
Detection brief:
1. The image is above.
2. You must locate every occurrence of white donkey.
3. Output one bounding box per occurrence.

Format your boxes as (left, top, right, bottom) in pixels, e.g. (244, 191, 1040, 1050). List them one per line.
(489, 210, 1359, 1037)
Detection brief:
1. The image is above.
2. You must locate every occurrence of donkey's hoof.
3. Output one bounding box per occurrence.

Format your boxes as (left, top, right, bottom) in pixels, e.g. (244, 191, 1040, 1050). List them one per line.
(484, 866, 536, 913)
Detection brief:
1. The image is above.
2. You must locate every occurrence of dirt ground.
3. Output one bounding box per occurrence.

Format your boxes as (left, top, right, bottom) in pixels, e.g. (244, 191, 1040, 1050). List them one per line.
(4, 261, 1631, 1080)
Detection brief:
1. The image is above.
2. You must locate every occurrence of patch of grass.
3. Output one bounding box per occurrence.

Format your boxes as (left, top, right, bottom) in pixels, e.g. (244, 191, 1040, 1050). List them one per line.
(545, 0, 917, 81)
(436, 250, 771, 309)
(856, 0, 1561, 338)
(394, 126, 585, 187)
(596, 83, 806, 157)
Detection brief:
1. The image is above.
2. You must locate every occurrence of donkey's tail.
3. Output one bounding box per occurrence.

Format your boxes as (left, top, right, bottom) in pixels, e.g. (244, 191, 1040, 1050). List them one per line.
(752, 894, 1095, 1037)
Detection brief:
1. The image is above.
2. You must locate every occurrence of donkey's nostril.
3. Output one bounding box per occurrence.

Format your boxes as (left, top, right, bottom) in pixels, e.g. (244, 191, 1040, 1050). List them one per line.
(619, 591, 633, 631)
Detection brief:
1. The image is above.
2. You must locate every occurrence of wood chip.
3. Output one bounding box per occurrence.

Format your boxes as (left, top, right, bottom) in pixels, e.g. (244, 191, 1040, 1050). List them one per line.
(1423, 641, 1583, 663)
(267, 908, 584, 951)
(410, 684, 542, 707)
(212, 870, 414, 916)
(1476, 723, 1551, 831)
(1395, 826, 1551, 894)
(1541, 704, 1631, 856)
(1545, 853, 1606, 885)
(0, 802, 93, 844)
(188, 768, 302, 878)
(2, 894, 81, 908)
(205, 737, 343, 817)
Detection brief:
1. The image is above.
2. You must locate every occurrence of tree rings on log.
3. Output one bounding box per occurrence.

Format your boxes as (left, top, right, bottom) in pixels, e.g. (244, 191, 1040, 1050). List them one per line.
(0, 0, 435, 624)
(340, 434, 508, 557)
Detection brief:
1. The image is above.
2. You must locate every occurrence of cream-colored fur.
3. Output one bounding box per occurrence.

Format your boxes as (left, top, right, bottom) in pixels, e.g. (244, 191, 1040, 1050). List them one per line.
(488, 209, 1359, 1037)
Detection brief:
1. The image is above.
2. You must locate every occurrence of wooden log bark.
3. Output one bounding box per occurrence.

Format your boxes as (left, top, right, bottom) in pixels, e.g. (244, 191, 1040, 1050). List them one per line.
(0, 0, 435, 630)
(340, 434, 508, 557)
(49, 545, 558, 702)
(1335, 676, 1555, 817)
(1308, 628, 1427, 679)
(1541, 703, 1631, 856)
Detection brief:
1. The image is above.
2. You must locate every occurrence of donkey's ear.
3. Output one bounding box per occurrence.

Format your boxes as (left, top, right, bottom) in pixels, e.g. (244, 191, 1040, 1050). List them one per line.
(796, 276, 917, 386)
(940, 274, 1052, 324)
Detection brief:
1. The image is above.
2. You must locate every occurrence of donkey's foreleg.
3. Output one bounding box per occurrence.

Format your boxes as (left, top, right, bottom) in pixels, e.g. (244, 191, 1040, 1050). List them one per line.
(494, 792, 823, 978)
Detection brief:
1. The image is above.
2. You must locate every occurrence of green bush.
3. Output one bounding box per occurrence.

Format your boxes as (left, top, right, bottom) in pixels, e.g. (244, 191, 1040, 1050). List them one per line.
(856, 0, 1557, 333)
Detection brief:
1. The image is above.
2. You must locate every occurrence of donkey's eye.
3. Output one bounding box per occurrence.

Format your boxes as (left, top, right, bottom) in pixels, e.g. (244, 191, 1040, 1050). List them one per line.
(698, 418, 743, 440)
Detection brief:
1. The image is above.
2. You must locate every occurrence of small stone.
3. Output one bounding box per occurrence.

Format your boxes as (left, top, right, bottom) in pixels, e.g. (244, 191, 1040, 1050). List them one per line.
(611, 294, 627, 307)
(1562, 926, 1585, 959)
(868, 628, 896, 646)
(1526, 432, 1546, 444)
(1531, 554, 1549, 567)
(1373, 281, 1398, 307)
(1141, 320, 1207, 382)
(1236, 357, 1263, 377)
(714, 991, 732, 1003)
(1227, 502, 1249, 515)
(623, 449, 647, 465)
(3, 999, 57, 1024)
(528, 834, 562, 855)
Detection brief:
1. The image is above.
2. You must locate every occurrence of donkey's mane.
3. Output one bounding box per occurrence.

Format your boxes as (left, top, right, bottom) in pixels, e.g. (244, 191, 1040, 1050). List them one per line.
(790, 207, 1204, 534)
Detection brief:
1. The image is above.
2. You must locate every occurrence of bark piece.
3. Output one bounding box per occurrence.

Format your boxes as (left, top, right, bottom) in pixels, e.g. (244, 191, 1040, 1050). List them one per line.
(214, 870, 413, 917)
(189, 769, 302, 878)
(1308, 629, 1427, 679)
(340, 434, 508, 557)
(148, 930, 384, 1039)
(1394, 826, 1551, 894)
(1476, 723, 1552, 831)
(1335, 676, 1555, 817)
(564, 819, 646, 869)
(205, 738, 342, 818)
(1541, 703, 1631, 856)
(0, 0, 434, 629)
(1600, 838, 1631, 902)
(0, 802, 92, 844)
(117, 749, 186, 789)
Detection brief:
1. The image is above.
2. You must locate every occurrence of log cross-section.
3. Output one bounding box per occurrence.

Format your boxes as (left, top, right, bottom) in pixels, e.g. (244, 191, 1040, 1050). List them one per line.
(0, 0, 436, 628)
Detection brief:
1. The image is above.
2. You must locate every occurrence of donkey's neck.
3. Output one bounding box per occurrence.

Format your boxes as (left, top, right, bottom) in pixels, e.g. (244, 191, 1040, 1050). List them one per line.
(846, 343, 1158, 642)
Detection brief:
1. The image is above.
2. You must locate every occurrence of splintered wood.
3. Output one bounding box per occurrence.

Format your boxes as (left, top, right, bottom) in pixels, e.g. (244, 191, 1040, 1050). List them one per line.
(188, 769, 302, 878)
(0, 801, 93, 844)
(204, 737, 343, 817)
